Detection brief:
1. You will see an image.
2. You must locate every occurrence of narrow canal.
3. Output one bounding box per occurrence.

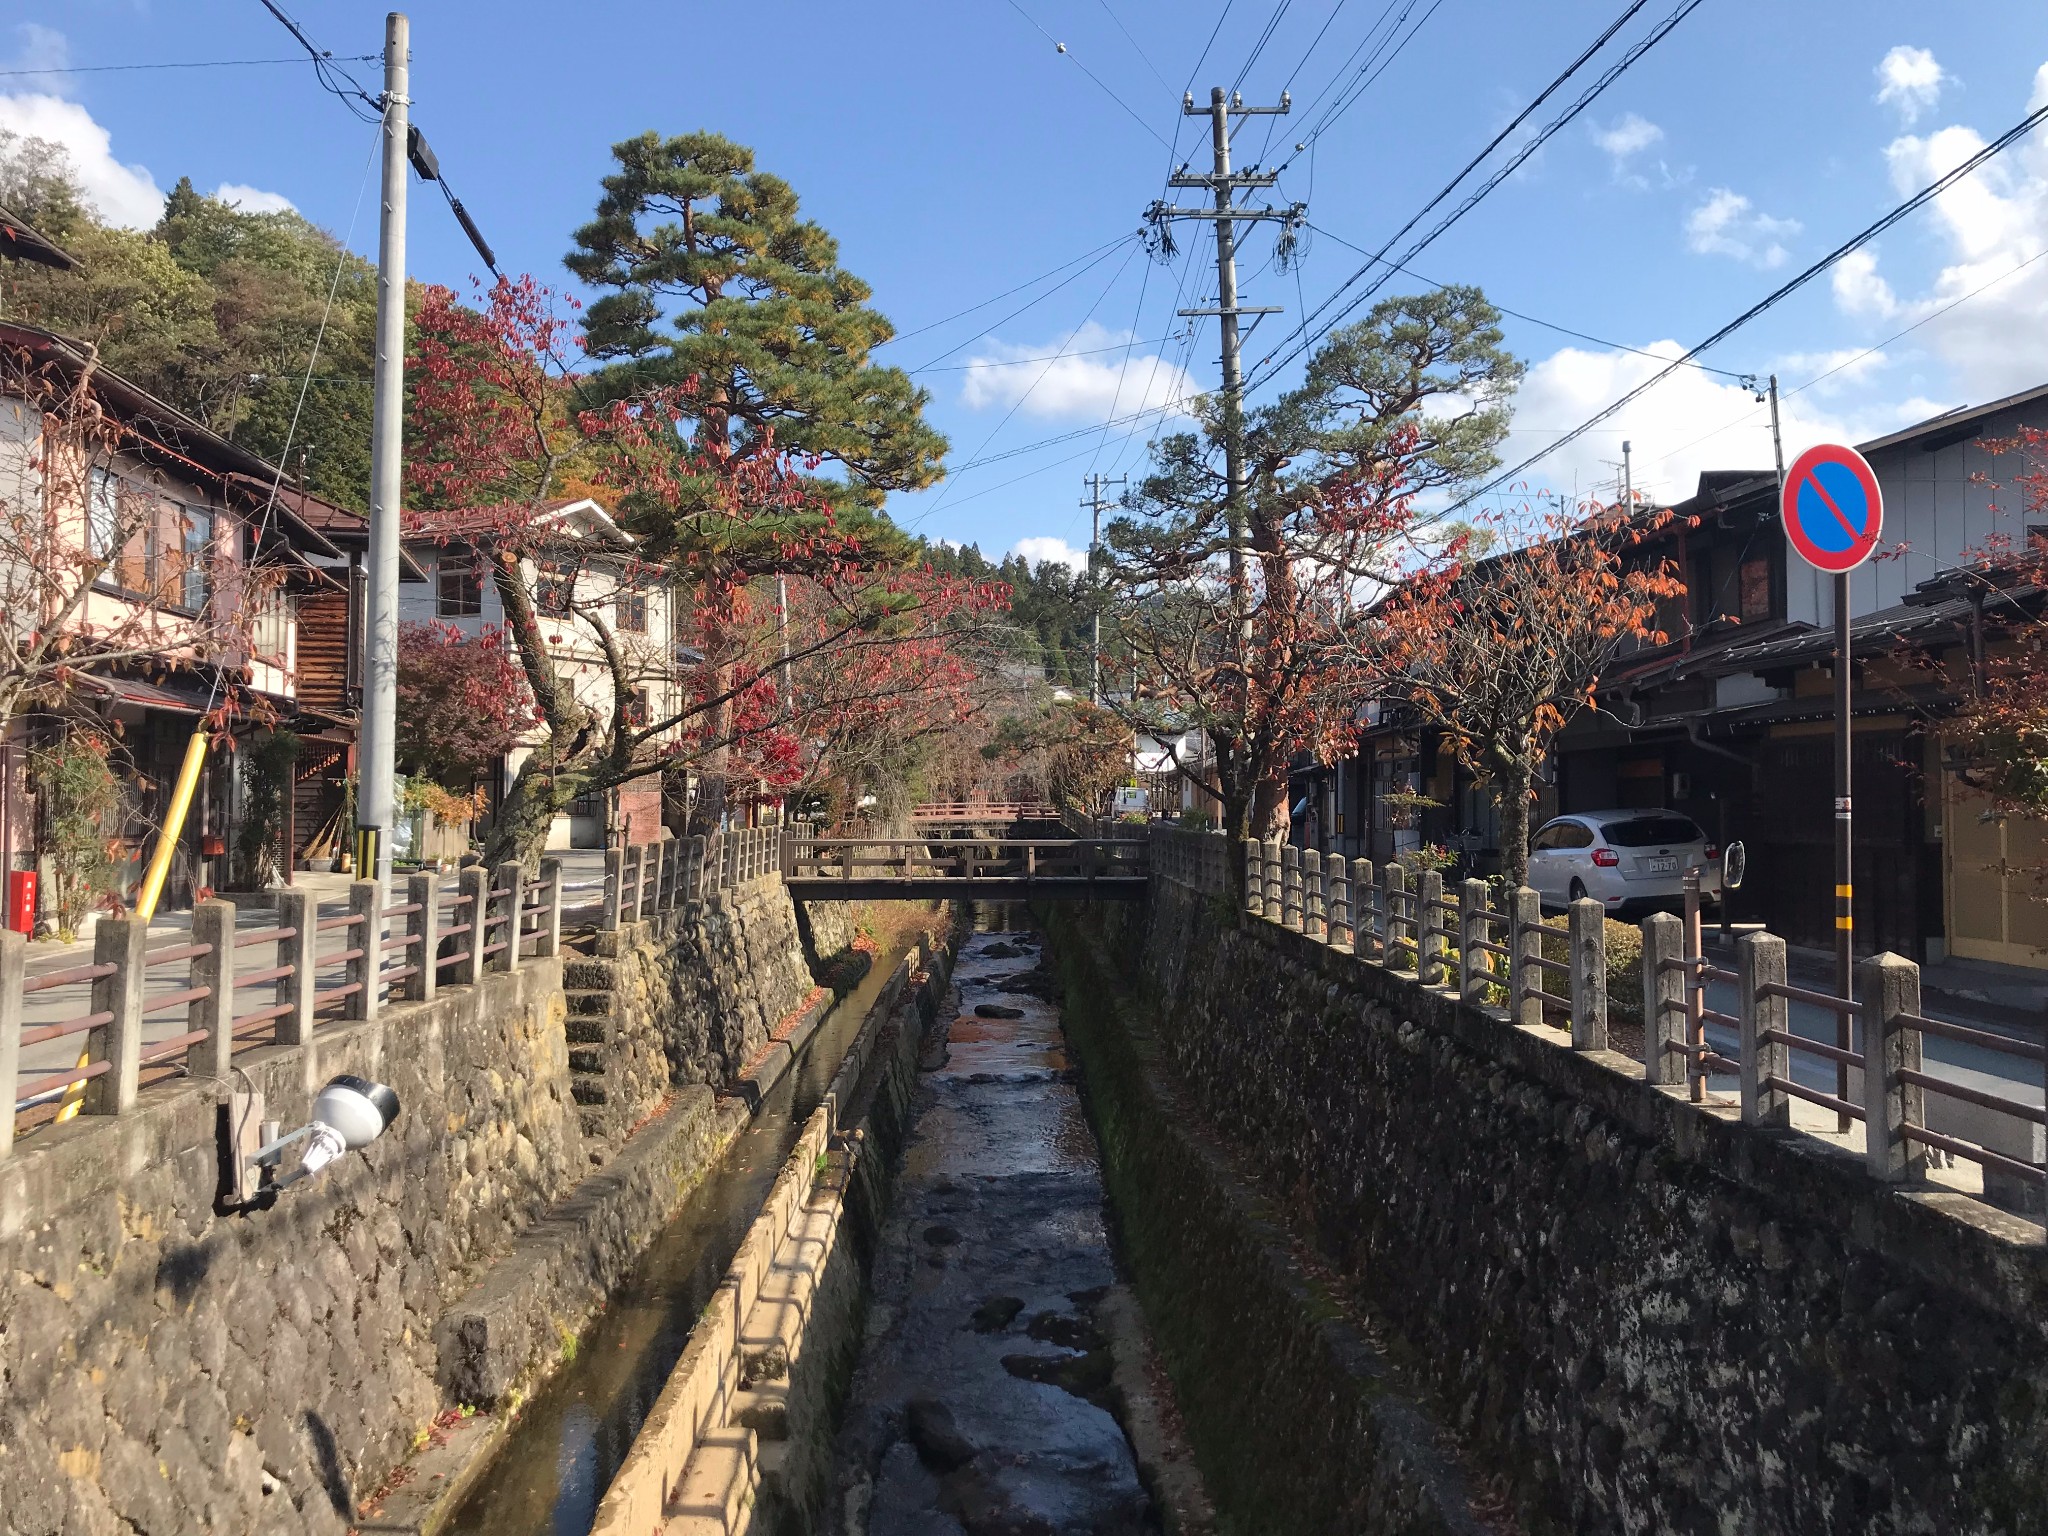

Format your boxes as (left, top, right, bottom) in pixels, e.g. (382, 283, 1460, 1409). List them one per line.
(441, 928, 924, 1536)
(832, 927, 1211, 1535)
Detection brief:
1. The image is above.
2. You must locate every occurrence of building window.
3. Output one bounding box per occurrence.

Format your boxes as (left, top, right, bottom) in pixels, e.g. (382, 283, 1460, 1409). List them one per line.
(88, 467, 122, 562)
(175, 504, 213, 611)
(437, 554, 482, 617)
(615, 589, 647, 634)
(536, 576, 573, 617)
(1739, 555, 1771, 623)
(624, 687, 650, 727)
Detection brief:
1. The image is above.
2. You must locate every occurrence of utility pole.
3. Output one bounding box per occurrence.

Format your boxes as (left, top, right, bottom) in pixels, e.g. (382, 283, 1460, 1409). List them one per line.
(1081, 473, 1125, 704)
(1149, 88, 1300, 662)
(356, 11, 408, 891)
(1621, 439, 1632, 511)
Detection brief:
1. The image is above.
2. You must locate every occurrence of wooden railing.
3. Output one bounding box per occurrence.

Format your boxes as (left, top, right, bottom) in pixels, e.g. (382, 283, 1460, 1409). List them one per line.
(908, 801, 1061, 823)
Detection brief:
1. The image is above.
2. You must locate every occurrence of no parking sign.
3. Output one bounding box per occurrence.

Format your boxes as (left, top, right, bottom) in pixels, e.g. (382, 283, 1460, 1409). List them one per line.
(1781, 442, 1883, 573)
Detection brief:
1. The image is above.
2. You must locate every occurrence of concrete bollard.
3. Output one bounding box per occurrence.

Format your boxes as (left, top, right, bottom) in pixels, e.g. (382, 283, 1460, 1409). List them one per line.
(1458, 878, 1490, 1005)
(1384, 863, 1411, 971)
(1302, 849, 1324, 938)
(0, 930, 20, 1157)
(1508, 886, 1542, 1028)
(1861, 952, 1928, 1183)
(1281, 845, 1302, 931)
(1262, 841, 1282, 923)
(1736, 931, 1789, 1126)
(188, 899, 235, 1080)
(85, 916, 147, 1115)
(537, 857, 564, 959)
(452, 866, 488, 987)
(1243, 840, 1261, 915)
(1568, 896, 1607, 1051)
(495, 861, 526, 972)
(1419, 870, 1446, 985)
(1328, 857, 1352, 949)
(1642, 912, 1686, 1087)
(345, 879, 381, 1020)
(275, 888, 318, 1049)
(406, 872, 439, 1003)
(1350, 860, 1376, 961)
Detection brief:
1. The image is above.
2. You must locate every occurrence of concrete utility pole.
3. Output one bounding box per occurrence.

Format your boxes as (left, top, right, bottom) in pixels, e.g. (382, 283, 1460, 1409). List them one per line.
(1080, 473, 1125, 704)
(1150, 88, 1299, 654)
(1621, 439, 1632, 510)
(357, 11, 409, 890)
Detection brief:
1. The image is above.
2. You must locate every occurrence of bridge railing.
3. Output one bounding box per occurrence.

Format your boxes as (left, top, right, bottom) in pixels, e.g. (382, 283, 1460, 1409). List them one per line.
(783, 834, 1148, 884)
(1149, 824, 2047, 1226)
(908, 801, 1061, 823)
(600, 825, 782, 930)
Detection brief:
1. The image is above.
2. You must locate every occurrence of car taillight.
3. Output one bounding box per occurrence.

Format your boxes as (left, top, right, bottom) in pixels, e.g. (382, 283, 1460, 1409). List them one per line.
(1592, 848, 1619, 867)
(1705, 844, 1719, 861)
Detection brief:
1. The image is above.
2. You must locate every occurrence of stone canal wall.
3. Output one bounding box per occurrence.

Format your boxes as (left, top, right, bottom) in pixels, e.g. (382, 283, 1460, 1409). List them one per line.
(0, 872, 851, 1536)
(1054, 881, 2048, 1536)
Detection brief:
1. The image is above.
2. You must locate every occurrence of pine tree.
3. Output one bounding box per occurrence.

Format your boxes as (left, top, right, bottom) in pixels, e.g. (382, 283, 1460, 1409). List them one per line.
(566, 130, 946, 535)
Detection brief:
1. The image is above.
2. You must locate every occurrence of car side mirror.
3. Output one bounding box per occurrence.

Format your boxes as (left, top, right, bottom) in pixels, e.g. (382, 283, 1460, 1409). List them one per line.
(1723, 840, 1746, 890)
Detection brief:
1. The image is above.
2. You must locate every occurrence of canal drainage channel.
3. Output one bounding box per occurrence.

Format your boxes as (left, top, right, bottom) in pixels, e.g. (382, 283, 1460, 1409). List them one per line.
(442, 933, 924, 1536)
(832, 926, 1213, 1535)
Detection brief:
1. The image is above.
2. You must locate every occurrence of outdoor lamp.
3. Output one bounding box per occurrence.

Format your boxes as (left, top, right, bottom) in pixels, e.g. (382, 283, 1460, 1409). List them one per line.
(224, 1074, 401, 1206)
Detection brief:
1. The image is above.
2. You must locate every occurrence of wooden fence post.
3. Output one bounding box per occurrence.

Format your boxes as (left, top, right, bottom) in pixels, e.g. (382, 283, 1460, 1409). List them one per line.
(1643, 912, 1685, 1087)
(1568, 896, 1607, 1050)
(1508, 886, 1542, 1027)
(406, 872, 438, 1003)
(1737, 931, 1788, 1125)
(85, 917, 146, 1114)
(189, 898, 234, 1080)
(344, 880, 380, 1020)
(1861, 952, 1927, 1182)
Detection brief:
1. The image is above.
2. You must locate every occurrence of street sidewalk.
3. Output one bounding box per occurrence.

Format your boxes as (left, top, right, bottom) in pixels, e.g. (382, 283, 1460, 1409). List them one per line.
(1702, 923, 2045, 1034)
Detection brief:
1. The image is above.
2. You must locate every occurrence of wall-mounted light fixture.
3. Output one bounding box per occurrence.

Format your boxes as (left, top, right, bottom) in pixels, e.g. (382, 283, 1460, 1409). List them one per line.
(225, 1074, 401, 1208)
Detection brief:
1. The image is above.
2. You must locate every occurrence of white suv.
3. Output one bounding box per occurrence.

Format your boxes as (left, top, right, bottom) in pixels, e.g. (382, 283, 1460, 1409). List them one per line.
(1527, 810, 1722, 917)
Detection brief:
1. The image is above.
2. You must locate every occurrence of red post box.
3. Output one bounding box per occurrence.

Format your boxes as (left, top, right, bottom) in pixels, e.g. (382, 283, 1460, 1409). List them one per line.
(8, 870, 36, 935)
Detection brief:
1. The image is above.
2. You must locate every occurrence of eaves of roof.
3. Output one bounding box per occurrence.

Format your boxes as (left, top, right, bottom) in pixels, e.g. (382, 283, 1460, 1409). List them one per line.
(1857, 379, 2048, 456)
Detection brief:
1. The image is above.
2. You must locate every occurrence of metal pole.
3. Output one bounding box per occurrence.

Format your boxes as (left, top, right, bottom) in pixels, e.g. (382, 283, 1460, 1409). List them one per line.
(357, 11, 409, 893)
(1833, 565, 1853, 1124)
(1621, 439, 1632, 510)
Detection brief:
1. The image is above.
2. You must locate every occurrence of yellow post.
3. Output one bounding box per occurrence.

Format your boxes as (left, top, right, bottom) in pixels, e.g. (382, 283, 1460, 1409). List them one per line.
(54, 726, 208, 1122)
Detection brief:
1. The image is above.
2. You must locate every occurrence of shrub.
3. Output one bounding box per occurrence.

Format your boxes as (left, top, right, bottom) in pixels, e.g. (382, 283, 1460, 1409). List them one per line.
(32, 729, 126, 940)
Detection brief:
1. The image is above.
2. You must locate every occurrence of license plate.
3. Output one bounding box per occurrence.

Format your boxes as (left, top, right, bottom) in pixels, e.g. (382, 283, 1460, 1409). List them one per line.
(1647, 856, 1677, 873)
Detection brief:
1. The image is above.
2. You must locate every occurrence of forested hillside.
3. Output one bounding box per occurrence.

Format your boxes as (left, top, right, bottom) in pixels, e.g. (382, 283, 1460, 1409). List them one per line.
(0, 129, 378, 512)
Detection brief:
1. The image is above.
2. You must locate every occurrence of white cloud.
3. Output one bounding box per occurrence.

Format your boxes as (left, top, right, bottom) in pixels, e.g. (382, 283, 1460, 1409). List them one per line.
(1503, 341, 1918, 509)
(0, 91, 163, 227)
(961, 322, 1201, 422)
(1684, 187, 1800, 268)
(212, 182, 296, 215)
(1592, 112, 1662, 163)
(1876, 45, 1949, 125)
(1835, 60, 2048, 399)
(6, 23, 69, 80)
(1831, 249, 1900, 319)
(1769, 348, 1890, 395)
(1010, 536, 1087, 573)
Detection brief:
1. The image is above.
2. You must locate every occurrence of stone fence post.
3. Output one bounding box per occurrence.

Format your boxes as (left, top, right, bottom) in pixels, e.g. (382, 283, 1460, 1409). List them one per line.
(1736, 931, 1788, 1125)
(1419, 870, 1446, 985)
(495, 862, 526, 973)
(1384, 863, 1411, 972)
(1328, 856, 1352, 949)
(602, 846, 623, 931)
(0, 931, 20, 1156)
(1458, 878, 1489, 1005)
(537, 857, 564, 959)
(452, 866, 487, 988)
(188, 898, 234, 1081)
(406, 872, 438, 1003)
(275, 888, 317, 1048)
(85, 916, 146, 1115)
(1642, 912, 1685, 1087)
(1242, 840, 1260, 915)
(1302, 850, 1324, 938)
(1568, 896, 1607, 1051)
(344, 880, 380, 1021)
(1861, 952, 1927, 1183)
(1508, 886, 1542, 1028)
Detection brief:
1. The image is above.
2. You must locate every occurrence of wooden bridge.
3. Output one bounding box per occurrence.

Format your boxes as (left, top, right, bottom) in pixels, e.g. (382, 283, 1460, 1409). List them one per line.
(782, 833, 1149, 900)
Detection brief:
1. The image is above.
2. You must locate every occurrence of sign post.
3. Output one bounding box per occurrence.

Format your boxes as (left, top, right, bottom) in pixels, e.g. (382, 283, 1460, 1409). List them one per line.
(1779, 432, 1884, 1126)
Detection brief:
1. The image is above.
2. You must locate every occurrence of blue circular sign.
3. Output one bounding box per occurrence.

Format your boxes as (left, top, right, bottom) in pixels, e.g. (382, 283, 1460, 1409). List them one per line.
(1782, 443, 1883, 573)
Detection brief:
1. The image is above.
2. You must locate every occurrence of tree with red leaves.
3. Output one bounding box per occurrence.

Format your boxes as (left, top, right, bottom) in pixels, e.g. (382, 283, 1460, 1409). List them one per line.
(394, 621, 538, 788)
(1377, 502, 1683, 887)
(1104, 287, 1523, 844)
(404, 275, 998, 865)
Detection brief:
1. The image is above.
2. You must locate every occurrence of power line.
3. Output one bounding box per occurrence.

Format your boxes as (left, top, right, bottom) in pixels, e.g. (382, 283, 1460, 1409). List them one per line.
(1093, 0, 1177, 94)
(911, 334, 1176, 373)
(879, 235, 1135, 348)
(1446, 95, 2048, 514)
(908, 236, 1139, 371)
(1001, 0, 1175, 149)
(1248, 0, 1696, 393)
(256, 0, 384, 122)
(1303, 220, 1753, 379)
(1277, 0, 1443, 167)
(0, 55, 378, 78)
(1229, 0, 1297, 98)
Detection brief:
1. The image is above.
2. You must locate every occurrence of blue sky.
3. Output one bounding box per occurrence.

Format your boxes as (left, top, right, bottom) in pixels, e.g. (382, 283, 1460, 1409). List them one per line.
(7, 1, 2048, 568)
